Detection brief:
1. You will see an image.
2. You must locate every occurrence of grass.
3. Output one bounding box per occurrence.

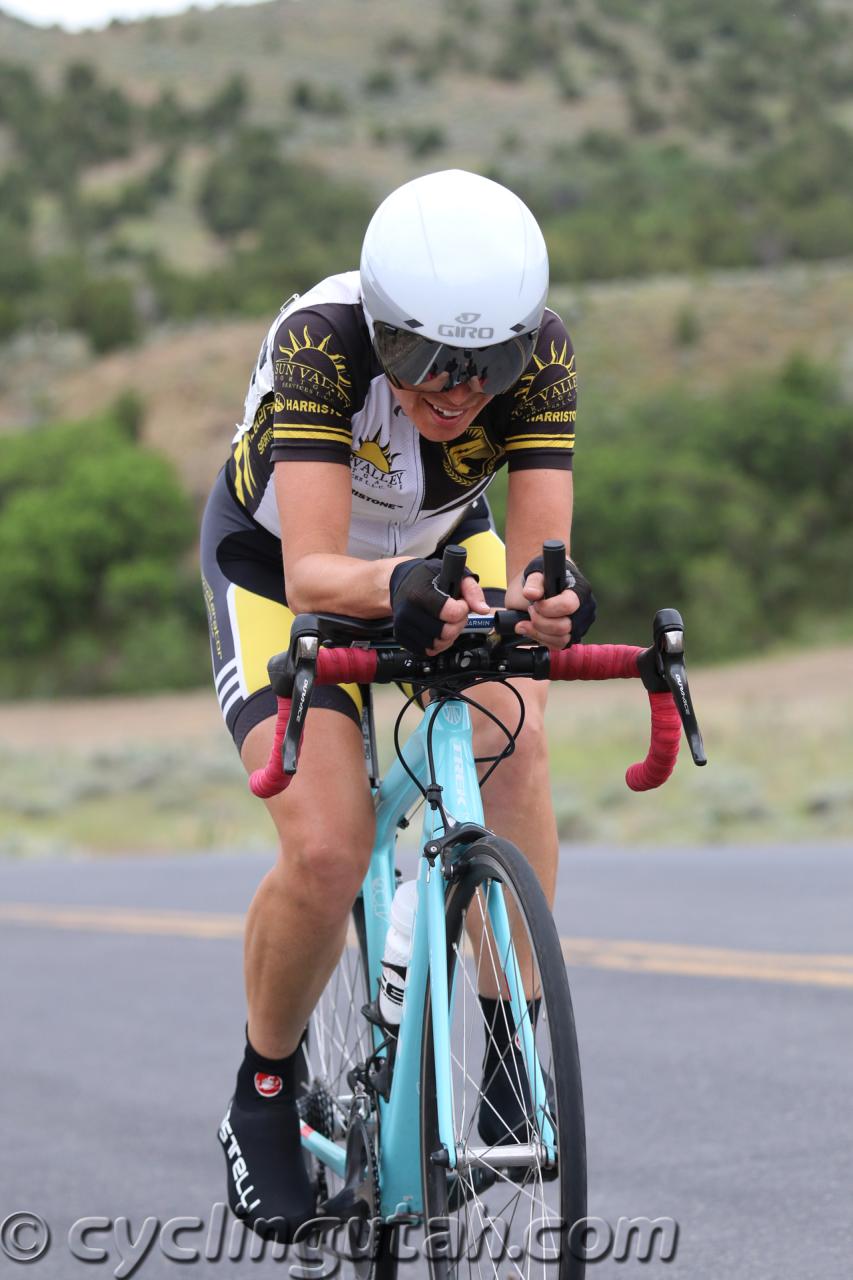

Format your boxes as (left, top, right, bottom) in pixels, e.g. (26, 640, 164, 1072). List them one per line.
(1, 645, 851, 857)
(544, 651, 853, 845)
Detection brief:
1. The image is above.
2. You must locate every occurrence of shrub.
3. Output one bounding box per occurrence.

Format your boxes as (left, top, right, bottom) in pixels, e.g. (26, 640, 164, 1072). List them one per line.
(571, 358, 853, 658)
(673, 305, 702, 348)
(66, 276, 140, 353)
(628, 91, 665, 134)
(401, 124, 447, 158)
(202, 73, 249, 131)
(110, 390, 146, 441)
(363, 68, 397, 96)
(0, 413, 202, 695)
(290, 80, 346, 115)
(554, 57, 583, 100)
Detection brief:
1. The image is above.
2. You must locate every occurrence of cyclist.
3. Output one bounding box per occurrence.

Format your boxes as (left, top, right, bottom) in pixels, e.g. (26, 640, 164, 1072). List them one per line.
(201, 168, 595, 1238)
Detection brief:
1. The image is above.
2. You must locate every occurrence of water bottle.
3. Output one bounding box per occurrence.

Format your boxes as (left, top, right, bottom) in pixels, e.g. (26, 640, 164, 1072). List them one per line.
(378, 880, 418, 1029)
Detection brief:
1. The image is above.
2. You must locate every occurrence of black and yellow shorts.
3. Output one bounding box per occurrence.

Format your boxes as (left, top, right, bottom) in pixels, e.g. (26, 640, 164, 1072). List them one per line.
(200, 467, 507, 752)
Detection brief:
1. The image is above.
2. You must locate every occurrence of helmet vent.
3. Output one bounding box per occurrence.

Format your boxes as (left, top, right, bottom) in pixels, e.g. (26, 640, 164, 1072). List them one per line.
(405, 318, 424, 329)
(510, 322, 527, 333)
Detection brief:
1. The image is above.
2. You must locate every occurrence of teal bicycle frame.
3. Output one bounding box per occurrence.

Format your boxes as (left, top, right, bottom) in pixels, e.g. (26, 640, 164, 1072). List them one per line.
(298, 693, 555, 1222)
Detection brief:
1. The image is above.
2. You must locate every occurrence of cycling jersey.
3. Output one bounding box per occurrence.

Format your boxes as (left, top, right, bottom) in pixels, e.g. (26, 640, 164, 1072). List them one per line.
(227, 272, 577, 560)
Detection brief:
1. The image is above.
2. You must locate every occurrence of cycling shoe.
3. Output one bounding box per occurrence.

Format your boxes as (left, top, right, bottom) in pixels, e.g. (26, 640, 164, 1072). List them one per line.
(218, 1039, 315, 1241)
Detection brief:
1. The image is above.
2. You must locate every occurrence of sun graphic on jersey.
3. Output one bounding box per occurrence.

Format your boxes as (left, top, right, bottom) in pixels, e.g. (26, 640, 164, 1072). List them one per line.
(353, 431, 400, 474)
(515, 340, 576, 406)
(278, 326, 352, 403)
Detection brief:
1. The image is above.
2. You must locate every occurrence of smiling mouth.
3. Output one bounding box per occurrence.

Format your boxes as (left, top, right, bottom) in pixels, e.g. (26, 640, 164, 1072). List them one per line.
(424, 399, 470, 420)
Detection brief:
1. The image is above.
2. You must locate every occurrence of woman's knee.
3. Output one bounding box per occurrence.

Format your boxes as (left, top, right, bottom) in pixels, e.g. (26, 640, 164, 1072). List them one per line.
(271, 814, 373, 915)
(473, 685, 548, 771)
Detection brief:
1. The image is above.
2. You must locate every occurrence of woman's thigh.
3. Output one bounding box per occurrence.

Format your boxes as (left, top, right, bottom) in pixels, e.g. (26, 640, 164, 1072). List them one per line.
(241, 707, 376, 879)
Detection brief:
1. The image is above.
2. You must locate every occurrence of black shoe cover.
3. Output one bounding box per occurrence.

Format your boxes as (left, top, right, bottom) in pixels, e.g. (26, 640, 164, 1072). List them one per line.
(218, 1038, 315, 1241)
(477, 997, 553, 1147)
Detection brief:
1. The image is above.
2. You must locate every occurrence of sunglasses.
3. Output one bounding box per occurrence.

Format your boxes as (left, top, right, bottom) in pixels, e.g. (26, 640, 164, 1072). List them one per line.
(372, 321, 538, 395)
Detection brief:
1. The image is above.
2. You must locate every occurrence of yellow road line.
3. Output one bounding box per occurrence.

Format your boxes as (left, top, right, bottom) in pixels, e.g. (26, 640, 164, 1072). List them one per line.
(560, 938, 853, 989)
(562, 937, 853, 969)
(2, 902, 852, 990)
(0, 903, 243, 939)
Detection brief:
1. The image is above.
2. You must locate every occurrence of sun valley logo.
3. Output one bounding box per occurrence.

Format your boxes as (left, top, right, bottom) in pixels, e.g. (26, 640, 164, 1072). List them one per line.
(515, 341, 577, 411)
(275, 326, 352, 407)
(351, 431, 404, 491)
(442, 426, 502, 487)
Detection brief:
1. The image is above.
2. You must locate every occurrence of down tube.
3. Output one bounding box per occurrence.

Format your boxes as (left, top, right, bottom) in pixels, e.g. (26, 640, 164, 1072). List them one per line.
(373, 717, 430, 1217)
(425, 702, 486, 1166)
(378, 703, 486, 1214)
(362, 736, 428, 1002)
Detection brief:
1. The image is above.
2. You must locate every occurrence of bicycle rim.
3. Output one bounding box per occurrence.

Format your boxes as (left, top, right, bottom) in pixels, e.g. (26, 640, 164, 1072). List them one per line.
(420, 836, 587, 1280)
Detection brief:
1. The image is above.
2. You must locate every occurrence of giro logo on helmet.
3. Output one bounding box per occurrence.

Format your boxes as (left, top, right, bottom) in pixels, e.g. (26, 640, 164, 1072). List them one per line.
(437, 323, 495, 340)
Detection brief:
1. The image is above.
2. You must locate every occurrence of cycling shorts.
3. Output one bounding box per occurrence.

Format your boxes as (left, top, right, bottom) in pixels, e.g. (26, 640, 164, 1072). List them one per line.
(200, 466, 507, 752)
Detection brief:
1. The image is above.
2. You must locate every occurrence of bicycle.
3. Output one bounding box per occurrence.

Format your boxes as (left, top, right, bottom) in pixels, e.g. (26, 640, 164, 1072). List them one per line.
(247, 542, 706, 1279)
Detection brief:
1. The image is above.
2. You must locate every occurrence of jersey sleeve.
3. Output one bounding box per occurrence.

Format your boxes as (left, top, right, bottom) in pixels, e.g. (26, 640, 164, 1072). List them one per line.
(270, 309, 355, 465)
(503, 311, 577, 471)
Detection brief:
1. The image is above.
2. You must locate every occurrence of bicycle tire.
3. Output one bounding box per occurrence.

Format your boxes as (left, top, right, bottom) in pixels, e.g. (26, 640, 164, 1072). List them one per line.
(420, 835, 587, 1280)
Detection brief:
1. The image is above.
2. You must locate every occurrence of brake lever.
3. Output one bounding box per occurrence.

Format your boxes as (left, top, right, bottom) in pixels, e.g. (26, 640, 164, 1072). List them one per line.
(267, 615, 321, 774)
(647, 608, 707, 766)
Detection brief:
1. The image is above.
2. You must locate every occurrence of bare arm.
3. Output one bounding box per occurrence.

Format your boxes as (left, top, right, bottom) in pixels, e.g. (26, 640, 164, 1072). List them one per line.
(276, 461, 400, 616)
(275, 462, 486, 645)
(503, 468, 579, 645)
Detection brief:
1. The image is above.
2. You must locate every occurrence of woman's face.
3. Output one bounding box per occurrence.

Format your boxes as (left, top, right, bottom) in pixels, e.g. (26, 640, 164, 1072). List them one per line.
(389, 373, 493, 442)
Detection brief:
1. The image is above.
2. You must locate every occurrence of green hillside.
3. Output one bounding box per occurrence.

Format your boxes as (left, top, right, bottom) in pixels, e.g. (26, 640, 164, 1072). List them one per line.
(1, 0, 852, 701)
(2, 0, 853, 349)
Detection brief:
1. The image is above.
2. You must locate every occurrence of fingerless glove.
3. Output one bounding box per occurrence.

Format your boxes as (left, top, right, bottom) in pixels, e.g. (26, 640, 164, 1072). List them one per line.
(522, 554, 598, 644)
(389, 558, 474, 656)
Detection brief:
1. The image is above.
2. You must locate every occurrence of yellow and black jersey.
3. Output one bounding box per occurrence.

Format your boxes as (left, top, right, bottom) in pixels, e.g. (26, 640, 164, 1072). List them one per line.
(227, 272, 577, 560)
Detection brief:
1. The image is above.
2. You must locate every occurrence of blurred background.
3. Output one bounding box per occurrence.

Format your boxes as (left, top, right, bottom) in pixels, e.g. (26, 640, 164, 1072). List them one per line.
(1, 0, 851, 855)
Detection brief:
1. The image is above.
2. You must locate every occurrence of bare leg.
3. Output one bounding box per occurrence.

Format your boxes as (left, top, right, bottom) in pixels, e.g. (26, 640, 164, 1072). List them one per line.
(475, 679, 556, 901)
(469, 678, 556, 999)
(239, 707, 375, 1059)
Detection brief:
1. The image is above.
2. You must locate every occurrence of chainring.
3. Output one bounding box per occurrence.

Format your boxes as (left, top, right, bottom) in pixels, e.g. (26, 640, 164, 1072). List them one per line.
(325, 1112, 381, 1280)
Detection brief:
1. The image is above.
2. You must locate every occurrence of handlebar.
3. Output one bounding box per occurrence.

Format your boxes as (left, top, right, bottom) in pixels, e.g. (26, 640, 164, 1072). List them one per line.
(249, 542, 706, 802)
(437, 544, 467, 598)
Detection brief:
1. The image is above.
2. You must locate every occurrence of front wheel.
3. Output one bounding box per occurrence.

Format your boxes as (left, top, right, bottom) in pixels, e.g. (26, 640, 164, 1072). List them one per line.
(420, 836, 587, 1280)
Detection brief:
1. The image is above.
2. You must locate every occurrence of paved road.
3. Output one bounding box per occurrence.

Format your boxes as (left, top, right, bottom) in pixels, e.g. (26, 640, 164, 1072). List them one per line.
(1, 843, 851, 1279)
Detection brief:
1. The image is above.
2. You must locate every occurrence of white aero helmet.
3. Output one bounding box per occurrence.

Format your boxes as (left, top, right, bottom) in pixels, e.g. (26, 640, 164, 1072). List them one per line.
(360, 169, 548, 394)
